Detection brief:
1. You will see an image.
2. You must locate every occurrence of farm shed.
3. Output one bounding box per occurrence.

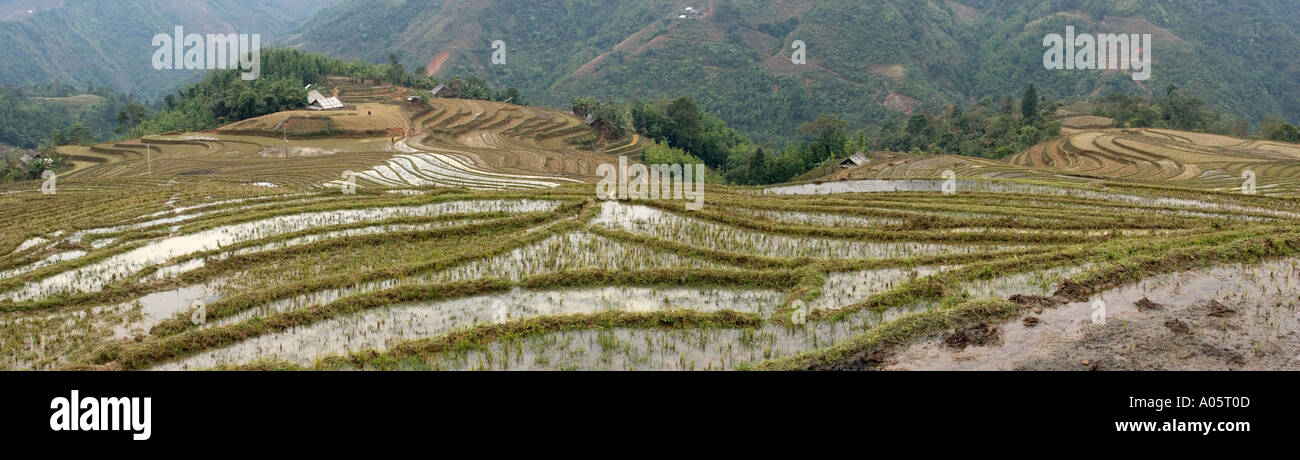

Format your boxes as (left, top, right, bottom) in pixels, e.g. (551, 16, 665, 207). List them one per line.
(306, 90, 343, 110)
(838, 152, 870, 168)
(430, 85, 458, 98)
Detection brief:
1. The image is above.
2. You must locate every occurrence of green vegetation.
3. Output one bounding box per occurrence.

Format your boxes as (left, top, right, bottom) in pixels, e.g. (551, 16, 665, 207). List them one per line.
(128, 49, 530, 139)
(878, 90, 1060, 159)
(0, 83, 138, 149)
(287, 0, 1300, 144)
(0, 0, 341, 97)
(1092, 87, 1243, 134)
(4, 157, 1299, 370)
(628, 96, 753, 169)
(1, 146, 67, 182)
(1261, 117, 1300, 143)
(586, 88, 1054, 185)
(7, 1, 1300, 372)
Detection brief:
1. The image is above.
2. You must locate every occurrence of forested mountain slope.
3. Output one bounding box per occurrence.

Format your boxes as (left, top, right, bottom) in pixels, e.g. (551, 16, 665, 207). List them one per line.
(286, 0, 1300, 142)
(0, 0, 341, 97)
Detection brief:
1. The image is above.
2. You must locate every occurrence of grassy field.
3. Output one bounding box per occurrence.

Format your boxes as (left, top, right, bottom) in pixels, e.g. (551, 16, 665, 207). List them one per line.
(4, 90, 1300, 371)
(28, 94, 105, 111)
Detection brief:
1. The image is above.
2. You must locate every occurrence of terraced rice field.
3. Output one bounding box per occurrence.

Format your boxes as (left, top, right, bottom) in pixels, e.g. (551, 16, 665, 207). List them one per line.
(56, 86, 641, 190)
(5, 160, 1300, 370)
(1007, 128, 1300, 196)
(7, 94, 1300, 371)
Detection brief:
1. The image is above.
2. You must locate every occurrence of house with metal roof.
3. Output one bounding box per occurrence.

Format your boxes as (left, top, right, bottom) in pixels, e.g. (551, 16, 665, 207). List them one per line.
(306, 90, 343, 110)
(430, 84, 458, 98)
(838, 152, 870, 168)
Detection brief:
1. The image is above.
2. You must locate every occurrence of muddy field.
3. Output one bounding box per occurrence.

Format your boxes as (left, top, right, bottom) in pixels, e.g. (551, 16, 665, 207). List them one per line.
(839, 258, 1300, 371)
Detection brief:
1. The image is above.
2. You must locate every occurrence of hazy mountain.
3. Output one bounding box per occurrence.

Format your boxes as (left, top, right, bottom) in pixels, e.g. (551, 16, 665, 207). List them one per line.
(0, 0, 342, 97)
(285, 0, 1300, 142)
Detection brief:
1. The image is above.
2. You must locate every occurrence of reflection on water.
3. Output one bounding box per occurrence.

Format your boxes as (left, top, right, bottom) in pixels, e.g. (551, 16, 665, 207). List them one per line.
(156, 286, 787, 370)
(2, 200, 559, 301)
(592, 202, 1020, 259)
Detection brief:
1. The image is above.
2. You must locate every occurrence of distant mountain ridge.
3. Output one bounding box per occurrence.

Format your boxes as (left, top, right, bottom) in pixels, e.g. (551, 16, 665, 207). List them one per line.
(5, 0, 1298, 144)
(0, 0, 341, 97)
(284, 0, 1300, 142)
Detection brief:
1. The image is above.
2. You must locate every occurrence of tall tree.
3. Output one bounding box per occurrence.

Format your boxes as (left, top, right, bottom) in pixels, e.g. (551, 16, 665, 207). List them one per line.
(748, 147, 767, 184)
(65, 123, 92, 145)
(1022, 84, 1038, 121)
(387, 54, 407, 85)
(116, 102, 148, 133)
(665, 97, 703, 155)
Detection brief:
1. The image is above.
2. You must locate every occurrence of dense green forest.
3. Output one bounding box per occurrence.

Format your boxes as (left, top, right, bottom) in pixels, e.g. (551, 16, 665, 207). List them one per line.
(0, 83, 139, 149)
(0, 0, 340, 97)
(587, 80, 1300, 186)
(288, 0, 1300, 144)
(877, 85, 1059, 159)
(580, 84, 1043, 185)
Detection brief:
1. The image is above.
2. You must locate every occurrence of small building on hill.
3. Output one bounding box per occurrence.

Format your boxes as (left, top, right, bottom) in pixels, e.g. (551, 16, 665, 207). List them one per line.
(306, 90, 343, 110)
(838, 152, 870, 168)
(430, 85, 458, 98)
(584, 113, 625, 140)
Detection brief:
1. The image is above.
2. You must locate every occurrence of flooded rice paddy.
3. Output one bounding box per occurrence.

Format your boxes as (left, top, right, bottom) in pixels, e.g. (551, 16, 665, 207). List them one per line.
(158, 256, 1092, 370)
(203, 231, 729, 328)
(323, 141, 585, 191)
(3, 172, 1297, 371)
(591, 202, 1022, 259)
(157, 286, 787, 369)
(1, 199, 558, 301)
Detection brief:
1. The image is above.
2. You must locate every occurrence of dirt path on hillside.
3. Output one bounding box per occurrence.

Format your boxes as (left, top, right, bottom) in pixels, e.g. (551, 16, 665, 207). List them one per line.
(424, 50, 452, 76)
